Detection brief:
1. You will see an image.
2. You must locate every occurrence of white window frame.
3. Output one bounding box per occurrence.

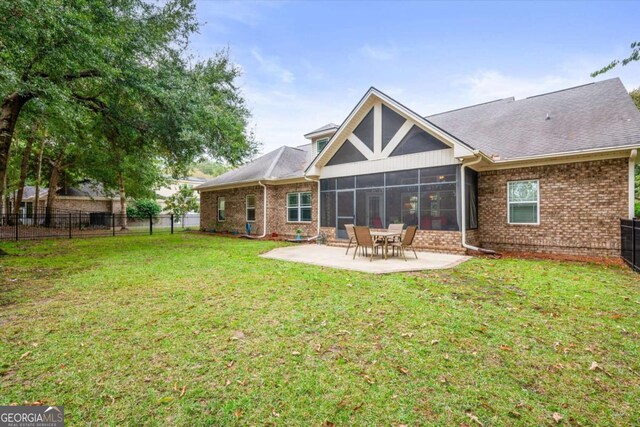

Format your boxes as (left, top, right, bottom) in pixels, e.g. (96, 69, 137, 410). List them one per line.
(217, 197, 226, 222)
(507, 180, 540, 225)
(287, 192, 312, 223)
(246, 194, 256, 222)
(316, 138, 329, 154)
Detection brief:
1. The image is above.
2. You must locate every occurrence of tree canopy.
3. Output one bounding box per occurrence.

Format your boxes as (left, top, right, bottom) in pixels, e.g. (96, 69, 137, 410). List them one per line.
(591, 41, 640, 77)
(0, 0, 256, 217)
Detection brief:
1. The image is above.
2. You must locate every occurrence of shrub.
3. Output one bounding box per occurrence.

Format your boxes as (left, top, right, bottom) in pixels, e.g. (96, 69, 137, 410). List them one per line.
(635, 200, 640, 218)
(127, 199, 162, 219)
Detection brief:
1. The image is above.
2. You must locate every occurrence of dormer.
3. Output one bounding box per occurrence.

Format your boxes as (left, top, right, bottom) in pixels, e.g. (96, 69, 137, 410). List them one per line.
(304, 123, 339, 155)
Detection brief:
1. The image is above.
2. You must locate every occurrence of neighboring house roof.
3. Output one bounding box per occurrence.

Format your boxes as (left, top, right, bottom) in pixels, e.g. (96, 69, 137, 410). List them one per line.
(427, 78, 640, 160)
(22, 186, 49, 200)
(23, 181, 116, 201)
(196, 145, 313, 190)
(57, 181, 115, 198)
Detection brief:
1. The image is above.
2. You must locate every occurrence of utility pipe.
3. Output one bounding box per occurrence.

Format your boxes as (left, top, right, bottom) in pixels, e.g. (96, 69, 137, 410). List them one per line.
(257, 180, 267, 238)
(630, 149, 638, 219)
(304, 175, 321, 235)
(460, 153, 497, 254)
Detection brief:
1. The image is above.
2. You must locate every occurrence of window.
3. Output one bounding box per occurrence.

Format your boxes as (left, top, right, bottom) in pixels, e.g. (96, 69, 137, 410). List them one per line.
(508, 180, 539, 224)
(217, 197, 225, 221)
(317, 138, 329, 153)
(287, 192, 312, 222)
(246, 195, 256, 222)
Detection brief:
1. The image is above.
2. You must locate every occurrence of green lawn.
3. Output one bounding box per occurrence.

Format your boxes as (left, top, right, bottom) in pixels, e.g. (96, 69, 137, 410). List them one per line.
(0, 234, 639, 426)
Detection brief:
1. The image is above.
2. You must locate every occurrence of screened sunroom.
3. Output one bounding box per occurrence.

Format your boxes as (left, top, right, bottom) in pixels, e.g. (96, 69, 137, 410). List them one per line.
(320, 165, 478, 239)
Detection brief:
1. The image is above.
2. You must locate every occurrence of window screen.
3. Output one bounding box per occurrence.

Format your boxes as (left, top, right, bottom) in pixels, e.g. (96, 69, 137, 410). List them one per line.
(326, 140, 367, 166)
(507, 180, 539, 224)
(353, 107, 374, 151)
(381, 104, 406, 151)
(390, 125, 448, 157)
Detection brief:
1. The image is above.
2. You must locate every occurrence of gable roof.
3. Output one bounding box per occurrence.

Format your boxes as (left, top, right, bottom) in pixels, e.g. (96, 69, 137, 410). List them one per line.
(427, 78, 640, 160)
(196, 145, 313, 191)
(305, 87, 476, 174)
(304, 123, 339, 138)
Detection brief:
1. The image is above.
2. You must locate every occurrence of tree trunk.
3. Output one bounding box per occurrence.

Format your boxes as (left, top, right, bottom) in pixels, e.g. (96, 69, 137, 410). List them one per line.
(33, 138, 46, 225)
(11, 135, 35, 216)
(118, 172, 127, 229)
(44, 155, 62, 227)
(0, 93, 30, 210)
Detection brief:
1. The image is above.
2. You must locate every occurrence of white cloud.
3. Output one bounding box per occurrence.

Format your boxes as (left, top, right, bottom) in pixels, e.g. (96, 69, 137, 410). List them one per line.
(251, 49, 295, 84)
(358, 44, 398, 61)
(454, 70, 578, 103)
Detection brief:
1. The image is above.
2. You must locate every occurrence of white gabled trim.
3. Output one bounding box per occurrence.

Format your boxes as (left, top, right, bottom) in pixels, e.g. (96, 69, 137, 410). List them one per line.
(305, 87, 478, 175)
(347, 133, 374, 159)
(630, 149, 638, 219)
(379, 120, 414, 159)
(373, 102, 382, 154)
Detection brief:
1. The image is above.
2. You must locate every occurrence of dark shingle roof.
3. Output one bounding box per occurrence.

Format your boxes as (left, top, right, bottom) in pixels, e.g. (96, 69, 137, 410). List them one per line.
(304, 123, 339, 137)
(427, 78, 640, 159)
(57, 181, 114, 198)
(196, 145, 313, 190)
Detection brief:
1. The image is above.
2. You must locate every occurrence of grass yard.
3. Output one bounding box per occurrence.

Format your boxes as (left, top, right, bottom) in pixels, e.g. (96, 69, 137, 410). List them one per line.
(0, 234, 639, 426)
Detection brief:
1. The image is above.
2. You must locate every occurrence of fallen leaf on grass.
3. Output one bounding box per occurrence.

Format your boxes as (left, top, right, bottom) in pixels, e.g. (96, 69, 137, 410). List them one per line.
(180, 386, 186, 397)
(323, 422, 335, 427)
(234, 409, 242, 418)
(552, 412, 563, 423)
(500, 345, 513, 352)
(430, 339, 439, 345)
(401, 332, 414, 338)
(291, 351, 301, 356)
(157, 396, 174, 404)
(397, 366, 409, 375)
(20, 351, 31, 360)
(466, 411, 484, 426)
(589, 361, 600, 371)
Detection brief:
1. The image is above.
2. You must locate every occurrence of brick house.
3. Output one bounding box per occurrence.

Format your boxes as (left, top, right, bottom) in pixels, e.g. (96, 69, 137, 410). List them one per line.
(17, 181, 121, 225)
(197, 78, 640, 257)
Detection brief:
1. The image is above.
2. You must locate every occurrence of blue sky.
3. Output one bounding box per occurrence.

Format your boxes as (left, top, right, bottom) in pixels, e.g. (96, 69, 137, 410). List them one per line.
(190, 1, 640, 155)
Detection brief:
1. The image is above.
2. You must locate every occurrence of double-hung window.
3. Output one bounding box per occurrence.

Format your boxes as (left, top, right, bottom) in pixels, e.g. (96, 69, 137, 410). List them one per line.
(317, 138, 329, 153)
(246, 195, 256, 222)
(217, 197, 226, 221)
(507, 180, 539, 224)
(287, 192, 312, 222)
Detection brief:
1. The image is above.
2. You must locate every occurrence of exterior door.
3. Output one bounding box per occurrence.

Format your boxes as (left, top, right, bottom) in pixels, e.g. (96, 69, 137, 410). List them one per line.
(336, 190, 355, 239)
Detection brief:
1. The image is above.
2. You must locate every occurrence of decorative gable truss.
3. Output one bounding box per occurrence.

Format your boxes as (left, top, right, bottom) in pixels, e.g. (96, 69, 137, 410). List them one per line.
(305, 88, 476, 176)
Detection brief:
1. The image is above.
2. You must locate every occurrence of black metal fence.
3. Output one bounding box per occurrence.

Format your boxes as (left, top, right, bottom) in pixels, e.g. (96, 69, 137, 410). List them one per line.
(0, 207, 200, 241)
(621, 218, 640, 272)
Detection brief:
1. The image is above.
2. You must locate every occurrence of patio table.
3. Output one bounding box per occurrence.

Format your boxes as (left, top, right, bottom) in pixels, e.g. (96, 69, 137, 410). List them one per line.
(370, 230, 402, 260)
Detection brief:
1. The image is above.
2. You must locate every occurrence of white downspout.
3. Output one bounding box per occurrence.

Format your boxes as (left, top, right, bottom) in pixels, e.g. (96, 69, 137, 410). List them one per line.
(630, 149, 638, 219)
(258, 181, 267, 238)
(460, 153, 496, 254)
(304, 176, 321, 235)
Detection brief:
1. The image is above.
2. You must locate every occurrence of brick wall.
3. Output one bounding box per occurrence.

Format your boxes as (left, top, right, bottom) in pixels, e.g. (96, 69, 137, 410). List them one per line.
(199, 181, 318, 238)
(477, 158, 628, 257)
(266, 182, 318, 238)
(200, 185, 264, 234)
(45, 197, 120, 213)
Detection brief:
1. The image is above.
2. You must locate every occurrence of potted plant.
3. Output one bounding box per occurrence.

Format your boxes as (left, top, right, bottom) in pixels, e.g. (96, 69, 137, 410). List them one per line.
(296, 227, 303, 241)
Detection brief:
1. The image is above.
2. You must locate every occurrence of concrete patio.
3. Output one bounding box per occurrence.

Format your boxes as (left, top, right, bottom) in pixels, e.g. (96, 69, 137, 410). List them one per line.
(260, 244, 470, 274)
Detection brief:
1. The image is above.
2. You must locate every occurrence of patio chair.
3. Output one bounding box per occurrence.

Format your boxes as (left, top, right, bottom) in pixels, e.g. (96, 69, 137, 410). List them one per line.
(352, 226, 383, 261)
(385, 223, 404, 254)
(389, 225, 418, 261)
(344, 224, 356, 255)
